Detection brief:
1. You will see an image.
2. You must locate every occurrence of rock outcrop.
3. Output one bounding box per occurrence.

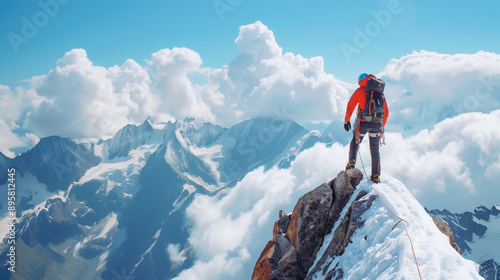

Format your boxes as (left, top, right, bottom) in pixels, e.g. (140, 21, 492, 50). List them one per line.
(252, 169, 365, 280)
(432, 217, 461, 254)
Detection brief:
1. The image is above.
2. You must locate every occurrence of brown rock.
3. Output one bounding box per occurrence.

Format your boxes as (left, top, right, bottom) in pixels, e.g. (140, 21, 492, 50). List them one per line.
(252, 241, 275, 280)
(432, 217, 461, 254)
(285, 202, 301, 248)
(272, 221, 279, 241)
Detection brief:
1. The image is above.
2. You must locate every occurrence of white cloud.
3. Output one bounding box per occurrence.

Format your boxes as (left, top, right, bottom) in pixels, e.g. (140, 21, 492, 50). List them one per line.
(235, 21, 282, 60)
(185, 166, 295, 260)
(204, 21, 350, 126)
(24, 49, 147, 139)
(0, 85, 42, 157)
(108, 58, 158, 122)
(378, 50, 500, 134)
(148, 47, 216, 124)
(167, 243, 188, 270)
(3, 22, 500, 155)
(382, 109, 500, 211)
(486, 154, 500, 177)
(173, 248, 250, 280)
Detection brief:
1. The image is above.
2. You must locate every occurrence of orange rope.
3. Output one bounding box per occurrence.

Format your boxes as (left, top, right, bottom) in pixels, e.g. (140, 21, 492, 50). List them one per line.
(406, 228, 423, 280)
(358, 151, 423, 280)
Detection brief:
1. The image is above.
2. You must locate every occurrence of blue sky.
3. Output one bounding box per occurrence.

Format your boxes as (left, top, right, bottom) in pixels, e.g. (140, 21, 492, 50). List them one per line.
(1, 0, 499, 88)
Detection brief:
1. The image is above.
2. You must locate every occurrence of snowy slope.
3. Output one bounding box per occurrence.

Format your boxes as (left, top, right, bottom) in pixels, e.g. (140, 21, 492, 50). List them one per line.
(309, 172, 483, 280)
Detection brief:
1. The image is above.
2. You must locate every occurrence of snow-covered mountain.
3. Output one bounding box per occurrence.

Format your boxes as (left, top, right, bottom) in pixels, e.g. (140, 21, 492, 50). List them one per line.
(427, 205, 500, 280)
(252, 169, 483, 280)
(0, 117, 330, 280)
(0, 117, 496, 279)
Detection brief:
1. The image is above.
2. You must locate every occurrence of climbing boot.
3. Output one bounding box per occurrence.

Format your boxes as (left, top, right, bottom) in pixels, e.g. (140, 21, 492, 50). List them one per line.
(345, 159, 356, 170)
(371, 174, 380, 184)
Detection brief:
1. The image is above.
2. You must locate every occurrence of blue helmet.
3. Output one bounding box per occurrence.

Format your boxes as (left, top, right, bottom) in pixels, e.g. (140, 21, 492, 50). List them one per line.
(358, 73, 368, 83)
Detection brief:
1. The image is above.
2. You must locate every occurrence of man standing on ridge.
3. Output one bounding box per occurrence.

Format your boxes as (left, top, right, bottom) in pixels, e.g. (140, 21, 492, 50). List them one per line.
(344, 73, 389, 183)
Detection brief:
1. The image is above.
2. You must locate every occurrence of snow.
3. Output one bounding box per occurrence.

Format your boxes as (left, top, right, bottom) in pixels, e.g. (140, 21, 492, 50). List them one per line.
(164, 141, 218, 192)
(95, 213, 118, 239)
(190, 144, 224, 185)
(466, 213, 500, 264)
(308, 172, 484, 280)
(171, 183, 198, 215)
(151, 122, 168, 130)
(130, 228, 163, 275)
(75, 142, 159, 198)
(73, 213, 118, 258)
(0, 172, 55, 238)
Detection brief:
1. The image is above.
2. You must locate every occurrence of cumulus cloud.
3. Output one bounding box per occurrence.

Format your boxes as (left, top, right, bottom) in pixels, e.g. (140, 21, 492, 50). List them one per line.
(183, 21, 351, 127)
(185, 166, 295, 259)
(378, 50, 500, 134)
(0, 85, 41, 157)
(15, 23, 500, 145)
(217, 21, 350, 125)
(148, 47, 215, 124)
(235, 21, 282, 60)
(173, 248, 250, 280)
(24, 49, 150, 139)
(382, 110, 500, 210)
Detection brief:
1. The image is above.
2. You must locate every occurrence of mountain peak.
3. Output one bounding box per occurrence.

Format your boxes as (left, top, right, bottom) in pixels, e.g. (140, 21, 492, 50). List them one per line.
(10, 136, 101, 192)
(106, 119, 155, 160)
(253, 169, 483, 280)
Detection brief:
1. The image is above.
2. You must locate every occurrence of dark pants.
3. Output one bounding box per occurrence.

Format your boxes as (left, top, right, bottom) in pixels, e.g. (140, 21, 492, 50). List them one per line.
(349, 121, 382, 176)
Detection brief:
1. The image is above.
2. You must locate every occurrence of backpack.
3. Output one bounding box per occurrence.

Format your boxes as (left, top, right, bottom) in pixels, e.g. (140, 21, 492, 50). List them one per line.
(360, 77, 386, 123)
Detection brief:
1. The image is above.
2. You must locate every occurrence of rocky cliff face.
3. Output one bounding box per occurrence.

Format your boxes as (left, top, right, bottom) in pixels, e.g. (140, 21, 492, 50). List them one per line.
(252, 169, 365, 280)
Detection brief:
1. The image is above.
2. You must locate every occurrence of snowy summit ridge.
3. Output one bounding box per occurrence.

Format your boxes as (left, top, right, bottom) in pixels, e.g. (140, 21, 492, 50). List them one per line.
(252, 169, 483, 280)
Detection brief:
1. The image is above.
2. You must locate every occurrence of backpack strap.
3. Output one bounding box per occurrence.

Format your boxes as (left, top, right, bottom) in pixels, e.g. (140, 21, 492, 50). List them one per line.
(368, 91, 374, 116)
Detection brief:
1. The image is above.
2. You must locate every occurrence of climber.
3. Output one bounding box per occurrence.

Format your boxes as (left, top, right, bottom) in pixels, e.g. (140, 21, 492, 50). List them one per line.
(344, 73, 389, 183)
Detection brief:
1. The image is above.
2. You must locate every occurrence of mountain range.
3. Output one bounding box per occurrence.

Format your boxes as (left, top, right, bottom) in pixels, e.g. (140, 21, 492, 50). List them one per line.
(0, 117, 497, 279)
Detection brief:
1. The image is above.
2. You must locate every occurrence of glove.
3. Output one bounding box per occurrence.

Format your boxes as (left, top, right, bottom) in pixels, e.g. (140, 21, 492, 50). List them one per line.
(344, 121, 351, 132)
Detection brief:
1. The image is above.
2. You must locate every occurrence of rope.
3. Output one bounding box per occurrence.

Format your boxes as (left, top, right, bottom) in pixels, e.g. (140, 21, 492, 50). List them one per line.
(358, 150, 422, 280)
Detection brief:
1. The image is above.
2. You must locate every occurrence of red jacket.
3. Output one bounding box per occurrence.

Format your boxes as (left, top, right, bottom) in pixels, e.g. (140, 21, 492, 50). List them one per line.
(344, 74, 389, 126)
